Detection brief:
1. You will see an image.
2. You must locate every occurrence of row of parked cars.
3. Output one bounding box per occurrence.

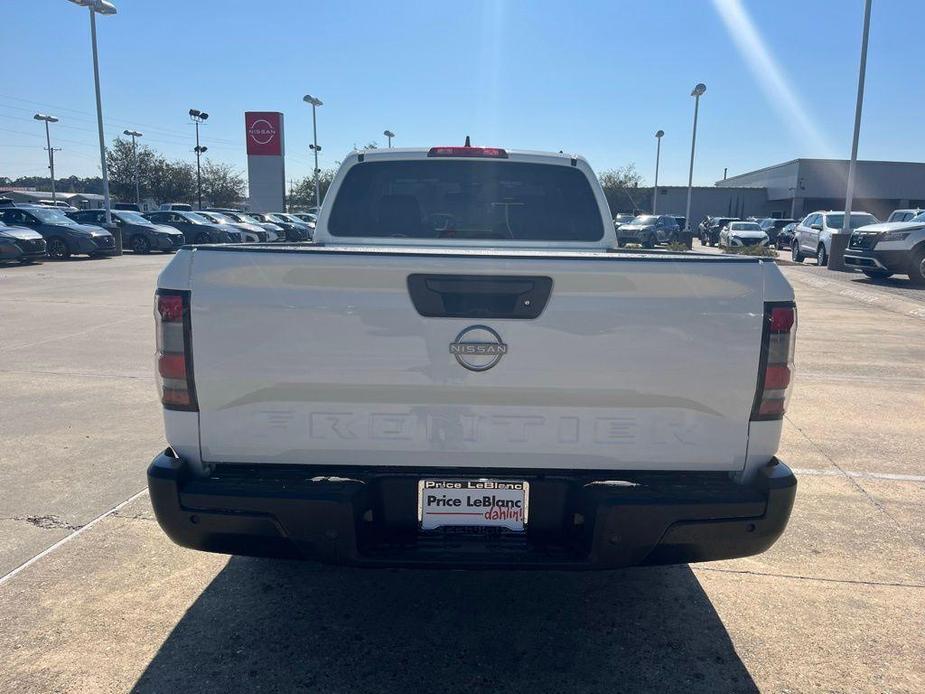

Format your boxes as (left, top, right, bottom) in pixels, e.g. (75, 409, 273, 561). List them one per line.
(696, 208, 925, 284)
(0, 199, 317, 262)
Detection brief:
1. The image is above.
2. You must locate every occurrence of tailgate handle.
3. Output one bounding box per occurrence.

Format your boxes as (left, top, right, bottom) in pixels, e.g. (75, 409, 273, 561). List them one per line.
(407, 274, 552, 319)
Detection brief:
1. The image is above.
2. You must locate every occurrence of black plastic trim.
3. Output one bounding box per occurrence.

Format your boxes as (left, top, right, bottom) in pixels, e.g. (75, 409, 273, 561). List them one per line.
(846, 247, 920, 273)
(147, 451, 797, 570)
(407, 274, 553, 319)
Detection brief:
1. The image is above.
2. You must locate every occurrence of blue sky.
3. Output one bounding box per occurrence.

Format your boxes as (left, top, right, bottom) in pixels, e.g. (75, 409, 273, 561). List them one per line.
(2, 0, 923, 187)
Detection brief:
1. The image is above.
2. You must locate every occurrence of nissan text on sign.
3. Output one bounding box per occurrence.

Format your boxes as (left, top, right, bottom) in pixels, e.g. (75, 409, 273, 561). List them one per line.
(245, 111, 285, 212)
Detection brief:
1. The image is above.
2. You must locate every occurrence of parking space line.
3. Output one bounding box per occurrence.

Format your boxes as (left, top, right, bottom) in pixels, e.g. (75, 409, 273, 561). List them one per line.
(785, 269, 925, 321)
(0, 487, 149, 588)
(696, 566, 925, 589)
(0, 315, 144, 353)
(791, 467, 925, 483)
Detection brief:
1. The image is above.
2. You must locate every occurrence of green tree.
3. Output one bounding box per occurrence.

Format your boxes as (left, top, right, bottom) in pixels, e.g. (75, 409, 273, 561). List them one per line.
(598, 164, 646, 214)
(106, 137, 161, 202)
(201, 159, 246, 207)
(286, 169, 336, 209)
(148, 159, 195, 205)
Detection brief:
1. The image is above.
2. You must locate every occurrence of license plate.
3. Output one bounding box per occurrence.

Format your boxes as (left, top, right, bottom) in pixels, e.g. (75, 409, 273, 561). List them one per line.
(418, 479, 529, 532)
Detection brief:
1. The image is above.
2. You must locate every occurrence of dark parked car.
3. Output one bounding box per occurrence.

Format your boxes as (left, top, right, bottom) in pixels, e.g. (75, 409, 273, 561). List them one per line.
(207, 209, 284, 241)
(274, 212, 316, 237)
(291, 212, 317, 225)
(71, 209, 185, 254)
(144, 210, 242, 244)
(0, 204, 115, 258)
(774, 222, 798, 250)
(113, 202, 141, 211)
(616, 214, 679, 248)
(700, 217, 740, 247)
(250, 212, 311, 241)
(758, 218, 797, 244)
(0, 220, 46, 263)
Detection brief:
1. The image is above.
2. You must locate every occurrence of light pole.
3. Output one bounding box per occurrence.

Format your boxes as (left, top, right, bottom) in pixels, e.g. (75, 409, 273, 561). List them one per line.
(189, 109, 209, 209)
(653, 129, 664, 214)
(833, 0, 873, 272)
(303, 94, 323, 208)
(684, 83, 707, 234)
(67, 0, 116, 230)
(384, 130, 395, 148)
(123, 129, 142, 206)
(33, 114, 60, 204)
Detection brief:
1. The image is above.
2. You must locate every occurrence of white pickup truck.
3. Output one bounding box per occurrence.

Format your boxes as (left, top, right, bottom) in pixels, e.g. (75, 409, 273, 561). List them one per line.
(148, 145, 797, 569)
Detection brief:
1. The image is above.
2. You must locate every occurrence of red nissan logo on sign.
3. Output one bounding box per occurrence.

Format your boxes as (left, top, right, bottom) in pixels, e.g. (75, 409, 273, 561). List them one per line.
(244, 112, 284, 156)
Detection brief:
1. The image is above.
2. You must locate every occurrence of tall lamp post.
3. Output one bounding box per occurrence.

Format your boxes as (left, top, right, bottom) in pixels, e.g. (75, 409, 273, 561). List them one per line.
(189, 109, 209, 209)
(684, 83, 707, 234)
(33, 114, 60, 205)
(384, 130, 395, 148)
(123, 129, 143, 207)
(67, 0, 116, 234)
(303, 94, 323, 208)
(652, 129, 664, 214)
(833, 0, 873, 272)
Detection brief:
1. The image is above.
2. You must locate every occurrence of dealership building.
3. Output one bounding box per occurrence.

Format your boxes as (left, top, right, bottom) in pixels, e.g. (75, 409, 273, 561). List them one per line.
(632, 158, 925, 224)
(715, 158, 925, 220)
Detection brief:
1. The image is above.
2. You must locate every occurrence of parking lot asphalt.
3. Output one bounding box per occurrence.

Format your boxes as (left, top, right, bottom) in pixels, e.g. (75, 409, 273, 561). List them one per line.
(1, 252, 923, 693)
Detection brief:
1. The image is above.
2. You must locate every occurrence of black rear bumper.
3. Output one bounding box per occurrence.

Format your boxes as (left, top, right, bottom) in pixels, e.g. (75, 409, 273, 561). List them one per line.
(148, 451, 796, 569)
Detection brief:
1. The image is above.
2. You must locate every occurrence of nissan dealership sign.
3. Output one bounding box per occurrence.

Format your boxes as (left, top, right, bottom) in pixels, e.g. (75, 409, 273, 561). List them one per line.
(245, 111, 285, 211)
(245, 112, 283, 156)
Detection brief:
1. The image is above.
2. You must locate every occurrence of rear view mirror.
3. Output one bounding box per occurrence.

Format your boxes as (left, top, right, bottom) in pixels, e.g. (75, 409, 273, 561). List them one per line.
(811, 223, 822, 231)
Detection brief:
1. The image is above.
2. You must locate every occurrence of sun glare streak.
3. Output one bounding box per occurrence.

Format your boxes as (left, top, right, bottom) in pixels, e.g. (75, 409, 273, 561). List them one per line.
(712, 0, 835, 157)
(476, 1, 505, 140)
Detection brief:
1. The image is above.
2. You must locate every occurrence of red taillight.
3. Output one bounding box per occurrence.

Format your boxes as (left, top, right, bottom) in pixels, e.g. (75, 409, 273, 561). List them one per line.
(752, 302, 796, 421)
(427, 146, 508, 158)
(757, 399, 786, 417)
(155, 289, 197, 411)
(161, 388, 192, 407)
(769, 306, 795, 332)
(157, 294, 184, 322)
(763, 364, 792, 390)
(157, 353, 187, 380)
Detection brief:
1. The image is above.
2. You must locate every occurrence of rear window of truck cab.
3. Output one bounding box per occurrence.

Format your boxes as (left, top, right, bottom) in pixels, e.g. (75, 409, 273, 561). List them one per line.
(328, 160, 605, 241)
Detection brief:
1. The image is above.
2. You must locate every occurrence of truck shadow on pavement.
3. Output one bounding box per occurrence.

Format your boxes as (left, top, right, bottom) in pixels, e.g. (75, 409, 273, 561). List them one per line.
(133, 558, 757, 694)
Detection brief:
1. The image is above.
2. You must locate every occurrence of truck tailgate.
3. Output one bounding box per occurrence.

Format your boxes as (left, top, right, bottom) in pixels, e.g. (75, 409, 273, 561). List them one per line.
(189, 247, 766, 471)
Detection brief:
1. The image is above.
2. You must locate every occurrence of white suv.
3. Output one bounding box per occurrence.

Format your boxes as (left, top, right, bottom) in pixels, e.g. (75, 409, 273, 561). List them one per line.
(792, 210, 878, 266)
(886, 209, 925, 223)
(844, 213, 925, 285)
